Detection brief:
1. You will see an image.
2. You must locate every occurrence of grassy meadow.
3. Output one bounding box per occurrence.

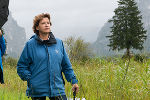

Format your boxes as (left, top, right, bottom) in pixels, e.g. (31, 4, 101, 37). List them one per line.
(0, 57, 150, 100)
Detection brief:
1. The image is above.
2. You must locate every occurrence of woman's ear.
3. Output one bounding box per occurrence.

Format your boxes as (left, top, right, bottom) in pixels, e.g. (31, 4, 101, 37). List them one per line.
(36, 26, 39, 30)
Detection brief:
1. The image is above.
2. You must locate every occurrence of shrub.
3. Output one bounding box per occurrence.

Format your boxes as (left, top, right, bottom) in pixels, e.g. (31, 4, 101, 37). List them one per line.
(134, 54, 148, 62)
(5, 57, 18, 67)
(64, 36, 93, 61)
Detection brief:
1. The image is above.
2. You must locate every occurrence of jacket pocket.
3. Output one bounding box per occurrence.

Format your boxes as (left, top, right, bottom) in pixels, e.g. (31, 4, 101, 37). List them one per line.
(26, 80, 33, 95)
(30, 80, 40, 94)
(29, 80, 49, 95)
(54, 73, 65, 90)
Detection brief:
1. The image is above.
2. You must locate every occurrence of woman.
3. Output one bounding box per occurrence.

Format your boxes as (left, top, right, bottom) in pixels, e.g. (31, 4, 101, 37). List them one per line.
(17, 13, 79, 100)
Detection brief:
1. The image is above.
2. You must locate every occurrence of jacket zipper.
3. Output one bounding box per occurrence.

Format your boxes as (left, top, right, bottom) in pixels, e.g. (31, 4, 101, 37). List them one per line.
(54, 71, 55, 88)
(46, 45, 51, 96)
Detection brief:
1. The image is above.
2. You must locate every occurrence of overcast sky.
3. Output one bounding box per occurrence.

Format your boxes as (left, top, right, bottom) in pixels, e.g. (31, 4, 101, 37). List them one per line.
(9, 0, 118, 42)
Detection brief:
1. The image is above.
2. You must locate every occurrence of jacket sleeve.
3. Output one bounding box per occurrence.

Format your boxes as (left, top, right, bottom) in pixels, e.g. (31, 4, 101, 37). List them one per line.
(0, 35, 6, 56)
(61, 41, 78, 84)
(17, 42, 32, 81)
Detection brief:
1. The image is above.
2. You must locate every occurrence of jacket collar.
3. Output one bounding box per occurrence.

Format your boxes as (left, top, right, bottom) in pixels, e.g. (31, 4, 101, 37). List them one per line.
(32, 32, 57, 46)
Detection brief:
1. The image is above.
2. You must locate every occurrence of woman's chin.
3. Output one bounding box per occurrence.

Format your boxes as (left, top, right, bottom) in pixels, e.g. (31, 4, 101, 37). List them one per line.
(44, 31, 50, 33)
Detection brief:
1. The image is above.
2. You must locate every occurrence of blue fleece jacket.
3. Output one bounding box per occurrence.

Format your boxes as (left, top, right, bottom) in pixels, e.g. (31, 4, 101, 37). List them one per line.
(17, 34, 78, 97)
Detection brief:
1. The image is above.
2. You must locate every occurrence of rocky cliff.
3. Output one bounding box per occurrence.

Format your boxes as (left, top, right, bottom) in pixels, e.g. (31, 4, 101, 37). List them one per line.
(3, 13, 26, 58)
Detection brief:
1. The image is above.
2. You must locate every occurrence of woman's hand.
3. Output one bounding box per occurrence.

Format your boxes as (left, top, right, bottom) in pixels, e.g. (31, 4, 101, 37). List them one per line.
(72, 84, 79, 94)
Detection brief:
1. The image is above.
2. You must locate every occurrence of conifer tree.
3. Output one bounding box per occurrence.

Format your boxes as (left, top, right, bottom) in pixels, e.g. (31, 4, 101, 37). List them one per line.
(107, 0, 147, 57)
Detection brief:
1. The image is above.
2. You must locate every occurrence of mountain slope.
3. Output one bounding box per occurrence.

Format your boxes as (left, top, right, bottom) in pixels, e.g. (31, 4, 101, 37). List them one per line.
(3, 13, 26, 58)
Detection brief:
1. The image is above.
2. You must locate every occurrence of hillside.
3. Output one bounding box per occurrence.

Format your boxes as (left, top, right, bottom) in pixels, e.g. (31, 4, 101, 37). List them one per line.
(3, 13, 26, 58)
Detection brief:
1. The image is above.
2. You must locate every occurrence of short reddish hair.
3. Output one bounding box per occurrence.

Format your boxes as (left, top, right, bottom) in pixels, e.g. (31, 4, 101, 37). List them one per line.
(32, 13, 52, 35)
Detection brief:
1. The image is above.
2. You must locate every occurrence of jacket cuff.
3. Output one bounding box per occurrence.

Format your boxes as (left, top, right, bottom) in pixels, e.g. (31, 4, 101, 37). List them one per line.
(22, 71, 31, 81)
(71, 79, 78, 84)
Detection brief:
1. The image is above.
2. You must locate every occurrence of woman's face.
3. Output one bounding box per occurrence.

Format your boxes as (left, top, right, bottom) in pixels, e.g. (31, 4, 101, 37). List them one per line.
(0, 30, 2, 36)
(36, 17, 50, 34)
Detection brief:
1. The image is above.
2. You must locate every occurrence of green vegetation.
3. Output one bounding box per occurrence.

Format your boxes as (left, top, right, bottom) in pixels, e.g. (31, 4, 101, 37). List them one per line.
(64, 36, 93, 61)
(0, 57, 150, 100)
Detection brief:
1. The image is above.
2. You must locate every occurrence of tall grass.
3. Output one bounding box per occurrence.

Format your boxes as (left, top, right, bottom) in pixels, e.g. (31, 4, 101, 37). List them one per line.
(0, 57, 150, 100)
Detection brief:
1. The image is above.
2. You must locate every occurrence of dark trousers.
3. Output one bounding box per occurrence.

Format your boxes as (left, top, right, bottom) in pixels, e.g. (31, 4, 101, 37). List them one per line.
(0, 67, 4, 84)
(31, 95, 67, 100)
